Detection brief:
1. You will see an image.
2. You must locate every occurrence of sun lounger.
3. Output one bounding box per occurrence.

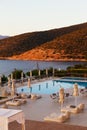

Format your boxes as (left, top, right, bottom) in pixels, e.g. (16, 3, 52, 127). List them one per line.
(80, 89, 87, 96)
(50, 93, 59, 99)
(1, 104, 8, 109)
(6, 100, 21, 106)
(14, 98, 27, 104)
(31, 94, 42, 100)
(77, 103, 85, 111)
(64, 93, 70, 97)
(44, 111, 70, 123)
(61, 103, 85, 114)
(20, 93, 28, 98)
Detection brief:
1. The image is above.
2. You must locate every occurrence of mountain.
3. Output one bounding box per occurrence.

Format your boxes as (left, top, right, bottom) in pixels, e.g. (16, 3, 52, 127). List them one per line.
(0, 35, 9, 40)
(0, 22, 87, 61)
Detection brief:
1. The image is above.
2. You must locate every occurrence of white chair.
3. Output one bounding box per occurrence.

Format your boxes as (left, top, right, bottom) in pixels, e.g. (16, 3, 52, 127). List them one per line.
(44, 111, 70, 123)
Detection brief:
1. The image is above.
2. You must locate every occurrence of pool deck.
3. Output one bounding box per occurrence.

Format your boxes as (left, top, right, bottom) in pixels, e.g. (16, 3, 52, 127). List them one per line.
(3, 91, 87, 128)
(1, 78, 87, 130)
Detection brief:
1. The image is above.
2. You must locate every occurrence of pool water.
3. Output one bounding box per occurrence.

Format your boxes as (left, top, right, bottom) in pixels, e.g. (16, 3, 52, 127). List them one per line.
(17, 79, 87, 94)
(61, 77, 87, 81)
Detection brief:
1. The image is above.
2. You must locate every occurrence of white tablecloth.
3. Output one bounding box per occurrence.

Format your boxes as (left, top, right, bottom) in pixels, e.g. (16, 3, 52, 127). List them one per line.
(0, 108, 25, 130)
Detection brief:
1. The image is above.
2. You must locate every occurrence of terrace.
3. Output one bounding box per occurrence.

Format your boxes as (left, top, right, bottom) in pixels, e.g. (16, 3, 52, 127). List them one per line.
(0, 78, 87, 130)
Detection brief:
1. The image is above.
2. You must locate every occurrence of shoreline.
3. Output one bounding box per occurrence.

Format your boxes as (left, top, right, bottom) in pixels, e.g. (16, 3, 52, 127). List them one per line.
(0, 57, 87, 62)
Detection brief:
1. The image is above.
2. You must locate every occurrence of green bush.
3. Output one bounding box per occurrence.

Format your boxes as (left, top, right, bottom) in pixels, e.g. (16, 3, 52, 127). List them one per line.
(1, 75, 8, 84)
(11, 69, 24, 79)
(32, 69, 38, 76)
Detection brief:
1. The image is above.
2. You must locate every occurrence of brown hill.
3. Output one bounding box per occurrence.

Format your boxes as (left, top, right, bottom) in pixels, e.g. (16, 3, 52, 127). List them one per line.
(0, 22, 87, 61)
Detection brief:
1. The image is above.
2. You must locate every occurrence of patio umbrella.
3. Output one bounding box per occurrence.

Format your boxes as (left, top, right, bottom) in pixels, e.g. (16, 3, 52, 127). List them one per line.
(11, 73, 13, 81)
(28, 78, 32, 94)
(59, 87, 64, 110)
(30, 70, 32, 78)
(73, 83, 79, 106)
(11, 80, 15, 97)
(38, 69, 41, 77)
(0, 76, 2, 85)
(53, 68, 55, 77)
(28, 78, 31, 87)
(46, 68, 48, 76)
(8, 76, 11, 88)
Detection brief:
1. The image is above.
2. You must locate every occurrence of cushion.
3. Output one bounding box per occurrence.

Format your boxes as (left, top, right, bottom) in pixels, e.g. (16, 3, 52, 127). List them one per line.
(58, 115, 63, 120)
(78, 104, 84, 110)
(31, 94, 37, 99)
(70, 105, 76, 108)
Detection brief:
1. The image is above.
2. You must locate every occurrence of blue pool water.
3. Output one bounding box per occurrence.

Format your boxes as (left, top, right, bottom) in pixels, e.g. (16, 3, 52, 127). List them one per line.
(61, 77, 87, 81)
(54, 77, 87, 87)
(17, 78, 87, 94)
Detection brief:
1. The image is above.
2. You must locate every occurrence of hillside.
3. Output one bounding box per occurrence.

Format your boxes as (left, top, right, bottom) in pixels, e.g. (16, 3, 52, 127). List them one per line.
(0, 22, 87, 61)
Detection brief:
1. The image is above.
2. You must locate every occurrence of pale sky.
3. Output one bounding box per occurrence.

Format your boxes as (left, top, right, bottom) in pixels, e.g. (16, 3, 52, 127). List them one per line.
(0, 0, 87, 36)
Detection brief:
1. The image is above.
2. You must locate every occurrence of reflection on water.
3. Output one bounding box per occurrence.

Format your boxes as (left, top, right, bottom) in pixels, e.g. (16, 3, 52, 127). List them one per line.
(30, 87, 32, 93)
(53, 81, 55, 86)
(39, 85, 41, 91)
(21, 88, 24, 92)
(46, 83, 48, 88)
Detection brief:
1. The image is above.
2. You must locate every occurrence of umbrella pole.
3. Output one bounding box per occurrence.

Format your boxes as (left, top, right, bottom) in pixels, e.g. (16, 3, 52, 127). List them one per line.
(60, 103, 62, 110)
(60, 103, 63, 111)
(75, 96, 77, 106)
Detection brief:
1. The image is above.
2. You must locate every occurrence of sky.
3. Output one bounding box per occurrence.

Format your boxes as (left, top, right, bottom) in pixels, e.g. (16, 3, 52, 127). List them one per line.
(0, 0, 87, 36)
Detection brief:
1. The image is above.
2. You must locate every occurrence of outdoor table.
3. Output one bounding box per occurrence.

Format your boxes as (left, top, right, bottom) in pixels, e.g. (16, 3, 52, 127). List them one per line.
(0, 108, 25, 130)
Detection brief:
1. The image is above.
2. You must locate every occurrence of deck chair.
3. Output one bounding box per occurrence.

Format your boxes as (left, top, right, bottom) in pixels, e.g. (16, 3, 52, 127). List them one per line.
(61, 103, 85, 114)
(44, 111, 70, 123)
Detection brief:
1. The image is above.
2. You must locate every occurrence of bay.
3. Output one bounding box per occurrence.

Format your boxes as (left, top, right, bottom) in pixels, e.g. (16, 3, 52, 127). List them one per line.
(0, 60, 87, 76)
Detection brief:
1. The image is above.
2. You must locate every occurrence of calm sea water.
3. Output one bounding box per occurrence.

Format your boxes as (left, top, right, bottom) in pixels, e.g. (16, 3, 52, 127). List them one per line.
(0, 60, 87, 75)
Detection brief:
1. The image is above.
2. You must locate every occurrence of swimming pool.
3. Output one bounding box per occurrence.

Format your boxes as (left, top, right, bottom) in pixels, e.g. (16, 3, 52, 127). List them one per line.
(61, 77, 87, 81)
(17, 78, 87, 94)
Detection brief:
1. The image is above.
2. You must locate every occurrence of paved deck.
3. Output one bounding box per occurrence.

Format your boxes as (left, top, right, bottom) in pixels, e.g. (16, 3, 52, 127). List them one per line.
(3, 93, 87, 128)
(1, 78, 87, 129)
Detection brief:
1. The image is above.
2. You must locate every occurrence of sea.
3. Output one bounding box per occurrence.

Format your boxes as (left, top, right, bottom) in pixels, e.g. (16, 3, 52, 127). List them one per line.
(0, 60, 87, 76)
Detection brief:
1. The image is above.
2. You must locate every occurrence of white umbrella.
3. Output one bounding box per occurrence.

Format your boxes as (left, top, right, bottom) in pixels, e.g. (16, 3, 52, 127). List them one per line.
(53, 68, 55, 77)
(46, 68, 48, 76)
(28, 78, 31, 87)
(38, 69, 41, 77)
(59, 87, 64, 110)
(21, 72, 24, 83)
(11, 73, 13, 81)
(0, 76, 2, 87)
(28, 78, 32, 94)
(11, 80, 15, 97)
(73, 83, 79, 106)
(30, 70, 32, 78)
(8, 76, 11, 88)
